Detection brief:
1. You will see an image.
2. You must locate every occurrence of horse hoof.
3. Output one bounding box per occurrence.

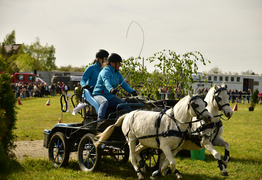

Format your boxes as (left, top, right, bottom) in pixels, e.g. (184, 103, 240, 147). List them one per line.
(221, 171, 229, 176)
(137, 173, 144, 180)
(140, 166, 146, 173)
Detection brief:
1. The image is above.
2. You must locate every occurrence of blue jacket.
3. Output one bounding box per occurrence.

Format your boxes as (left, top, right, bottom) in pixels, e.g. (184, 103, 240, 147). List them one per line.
(80, 62, 101, 87)
(92, 65, 134, 100)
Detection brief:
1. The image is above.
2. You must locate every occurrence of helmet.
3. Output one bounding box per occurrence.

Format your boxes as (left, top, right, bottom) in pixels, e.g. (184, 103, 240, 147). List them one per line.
(108, 53, 122, 63)
(96, 49, 109, 59)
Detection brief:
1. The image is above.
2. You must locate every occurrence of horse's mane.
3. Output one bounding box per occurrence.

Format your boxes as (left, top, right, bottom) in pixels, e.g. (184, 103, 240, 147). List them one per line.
(173, 95, 190, 113)
(205, 86, 216, 104)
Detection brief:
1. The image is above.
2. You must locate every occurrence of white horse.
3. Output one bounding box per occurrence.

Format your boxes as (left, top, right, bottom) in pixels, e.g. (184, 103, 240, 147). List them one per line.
(157, 83, 233, 177)
(96, 92, 214, 179)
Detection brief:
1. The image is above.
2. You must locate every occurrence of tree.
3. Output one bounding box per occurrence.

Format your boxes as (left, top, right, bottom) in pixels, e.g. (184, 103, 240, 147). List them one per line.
(3, 30, 16, 45)
(148, 50, 210, 93)
(1, 31, 57, 72)
(120, 50, 210, 99)
(0, 58, 17, 172)
(57, 65, 86, 72)
(208, 66, 222, 74)
(120, 57, 151, 97)
(0, 30, 19, 73)
(241, 70, 256, 75)
(21, 38, 57, 71)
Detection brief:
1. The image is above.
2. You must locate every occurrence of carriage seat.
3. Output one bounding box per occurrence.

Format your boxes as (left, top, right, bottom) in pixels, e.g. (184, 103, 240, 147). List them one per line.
(83, 89, 100, 114)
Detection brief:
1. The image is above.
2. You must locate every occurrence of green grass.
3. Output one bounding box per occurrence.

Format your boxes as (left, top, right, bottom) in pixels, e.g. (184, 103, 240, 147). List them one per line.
(4, 96, 262, 179)
(14, 91, 82, 141)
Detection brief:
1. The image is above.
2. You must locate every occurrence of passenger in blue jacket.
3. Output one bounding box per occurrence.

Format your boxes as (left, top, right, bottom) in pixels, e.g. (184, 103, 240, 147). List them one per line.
(93, 53, 137, 123)
(80, 49, 109, 93)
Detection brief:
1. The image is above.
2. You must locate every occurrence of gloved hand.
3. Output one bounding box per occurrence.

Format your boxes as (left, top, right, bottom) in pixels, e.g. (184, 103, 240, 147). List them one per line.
(110, 88, 118, 95)
(131, 90, 137, 96)
(82, 85, 90, 89)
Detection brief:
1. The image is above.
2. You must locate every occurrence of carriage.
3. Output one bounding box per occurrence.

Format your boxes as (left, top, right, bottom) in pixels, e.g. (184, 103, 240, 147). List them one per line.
(43, 88, 177, 172)
(43, 83, 232, 179)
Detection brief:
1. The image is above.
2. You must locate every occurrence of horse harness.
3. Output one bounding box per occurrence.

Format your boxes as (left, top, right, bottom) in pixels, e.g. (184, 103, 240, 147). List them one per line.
(214, 87, 230, 111)
(131, 95, 207, 149)
(132, 109, 186, 150)
(131, 89, 229, 148)
(186, 120, 223, 147)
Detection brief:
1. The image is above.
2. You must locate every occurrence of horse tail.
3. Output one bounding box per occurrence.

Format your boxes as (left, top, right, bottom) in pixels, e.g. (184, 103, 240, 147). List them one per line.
(115, 113, 127, 127)
(95, 114, 127, 146)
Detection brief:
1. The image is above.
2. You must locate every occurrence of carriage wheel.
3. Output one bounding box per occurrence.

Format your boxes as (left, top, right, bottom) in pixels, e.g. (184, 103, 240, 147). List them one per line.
(78, 133, 101, 172)
(48, 132, 69, 167)
(141, 149, 161, 171)
(111, 146, 129, 163)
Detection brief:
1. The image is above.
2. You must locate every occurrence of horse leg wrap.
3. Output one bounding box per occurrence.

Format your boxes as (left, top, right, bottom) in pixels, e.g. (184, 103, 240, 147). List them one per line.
(175, 169, 183, 180)
(136, 169, 142, 174)
(136, 169, 144, 179)
(152, 169, 161, 178)
(174, 169, 181, 175)
(139, 160, 145, 169)
(217, 160, 224, 171)
(164, 167, 171, 176)
(218, 160, 229, 176)
(224, 149, 230, 162)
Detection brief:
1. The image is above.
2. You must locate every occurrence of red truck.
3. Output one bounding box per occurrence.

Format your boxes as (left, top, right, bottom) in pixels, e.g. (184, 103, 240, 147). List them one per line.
(11, 73, 36, 84)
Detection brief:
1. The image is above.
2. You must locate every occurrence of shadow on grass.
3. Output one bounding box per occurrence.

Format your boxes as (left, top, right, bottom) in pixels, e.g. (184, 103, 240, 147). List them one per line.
(0, 159, 24, 179)
(3, 156, 230, 180)
(205, 153, 262, 165)
(98, 158, 227, 180)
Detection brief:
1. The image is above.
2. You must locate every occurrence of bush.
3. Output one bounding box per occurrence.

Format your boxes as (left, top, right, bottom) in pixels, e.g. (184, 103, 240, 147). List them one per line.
(0, 70, 17, 173)
(250, 89, 259, 110)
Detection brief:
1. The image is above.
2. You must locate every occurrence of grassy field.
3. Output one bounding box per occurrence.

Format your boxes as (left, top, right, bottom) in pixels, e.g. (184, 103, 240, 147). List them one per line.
(14, 92, 82, 141)
(4, 93, 262, 179)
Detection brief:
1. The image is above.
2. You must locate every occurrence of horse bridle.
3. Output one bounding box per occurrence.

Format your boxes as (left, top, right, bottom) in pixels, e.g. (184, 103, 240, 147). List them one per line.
(214, 87, 230, 111)
(189, 95, 208, 120)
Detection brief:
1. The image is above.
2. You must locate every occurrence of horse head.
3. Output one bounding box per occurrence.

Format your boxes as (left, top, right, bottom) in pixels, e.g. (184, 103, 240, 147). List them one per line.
(209, 83, 233, 119)
(188, 91, 214, 123)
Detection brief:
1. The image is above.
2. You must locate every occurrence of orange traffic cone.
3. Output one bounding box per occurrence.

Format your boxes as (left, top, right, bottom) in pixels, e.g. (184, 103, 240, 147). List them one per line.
(232, 103, 238, 111)
(45, 99, 50, 106)
(17, 98, 22, 105)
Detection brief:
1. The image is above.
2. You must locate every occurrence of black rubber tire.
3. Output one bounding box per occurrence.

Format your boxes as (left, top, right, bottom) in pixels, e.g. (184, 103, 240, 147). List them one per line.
(78, 133, 101, 172)
(48, 132, 69, 167)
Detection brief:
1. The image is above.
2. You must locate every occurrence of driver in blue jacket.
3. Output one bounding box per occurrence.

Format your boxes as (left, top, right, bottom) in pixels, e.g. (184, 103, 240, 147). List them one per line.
(93, 53, 137, 123)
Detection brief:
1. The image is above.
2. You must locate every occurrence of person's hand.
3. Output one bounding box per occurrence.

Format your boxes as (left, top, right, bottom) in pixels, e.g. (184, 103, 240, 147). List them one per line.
(131, 90, 137, 96)
(110, 88, 118, 95)
(82, 85, 90, 89)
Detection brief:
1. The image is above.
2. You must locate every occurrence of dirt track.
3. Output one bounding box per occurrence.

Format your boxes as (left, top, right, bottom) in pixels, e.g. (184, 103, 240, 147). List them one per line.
(13, 140, 77, 161)
(13, 140, 47, 161)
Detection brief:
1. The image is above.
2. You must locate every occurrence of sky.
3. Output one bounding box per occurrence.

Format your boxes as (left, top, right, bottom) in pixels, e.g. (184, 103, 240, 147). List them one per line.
(1, 0, 262, 74)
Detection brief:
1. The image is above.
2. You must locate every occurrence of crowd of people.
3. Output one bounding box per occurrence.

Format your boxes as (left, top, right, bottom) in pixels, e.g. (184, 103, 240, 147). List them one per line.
(11, 82, 70, 98)
(158, 86, 262, 104)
